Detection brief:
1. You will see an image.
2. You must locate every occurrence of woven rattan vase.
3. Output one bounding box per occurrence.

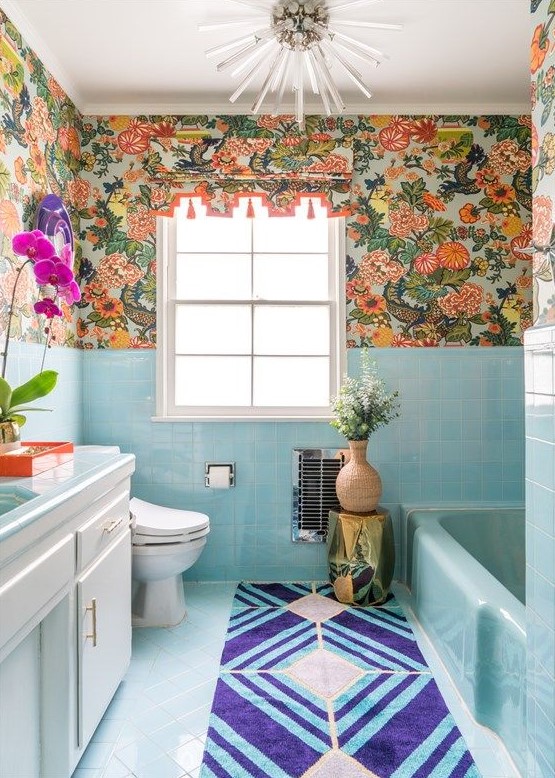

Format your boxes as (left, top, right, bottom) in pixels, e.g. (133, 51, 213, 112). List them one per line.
(335, 439, 382, 513)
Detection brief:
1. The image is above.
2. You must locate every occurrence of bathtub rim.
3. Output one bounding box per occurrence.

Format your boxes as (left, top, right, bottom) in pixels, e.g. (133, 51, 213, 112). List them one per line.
(400, 503, 526, 777)
(399, 502, 525, 586)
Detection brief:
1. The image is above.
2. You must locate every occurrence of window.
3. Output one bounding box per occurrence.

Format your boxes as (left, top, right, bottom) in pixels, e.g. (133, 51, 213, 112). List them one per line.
(156, 196, 345, 420)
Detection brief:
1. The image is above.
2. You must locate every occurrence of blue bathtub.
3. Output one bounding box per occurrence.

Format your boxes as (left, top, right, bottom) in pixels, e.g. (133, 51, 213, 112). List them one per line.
(403, 507, 526, 776)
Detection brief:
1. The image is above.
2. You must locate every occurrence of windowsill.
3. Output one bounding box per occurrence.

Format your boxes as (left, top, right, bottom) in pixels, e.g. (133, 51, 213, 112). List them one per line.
(151, 414, 334, 423)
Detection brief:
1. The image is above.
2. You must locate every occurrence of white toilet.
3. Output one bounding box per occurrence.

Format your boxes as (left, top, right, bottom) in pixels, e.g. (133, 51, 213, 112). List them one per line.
(130, 497, 210, 627)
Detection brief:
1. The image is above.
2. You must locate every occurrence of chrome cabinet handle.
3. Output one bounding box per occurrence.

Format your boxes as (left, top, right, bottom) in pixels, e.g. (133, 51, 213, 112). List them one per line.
(103, 517, 123, 533)
(85, 598, 97, 647)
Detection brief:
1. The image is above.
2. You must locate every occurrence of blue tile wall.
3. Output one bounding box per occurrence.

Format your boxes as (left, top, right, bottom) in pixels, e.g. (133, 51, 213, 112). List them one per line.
(82, 346, 525, 582)
(525, 327, 555, 778)
(4, 342, 83, 443)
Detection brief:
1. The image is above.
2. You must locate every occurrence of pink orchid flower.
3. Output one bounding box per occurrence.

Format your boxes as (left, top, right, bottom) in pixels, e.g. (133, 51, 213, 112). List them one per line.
(12, 230, 55, 262)
(59, 242, 74, 269)
(58, 279, 81, 304)
(34, 298, 63, 319)
(33, 258, 75, 288)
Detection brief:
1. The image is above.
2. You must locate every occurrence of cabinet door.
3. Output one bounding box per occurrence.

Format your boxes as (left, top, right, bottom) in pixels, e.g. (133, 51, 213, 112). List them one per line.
(77, 529, 131, 748)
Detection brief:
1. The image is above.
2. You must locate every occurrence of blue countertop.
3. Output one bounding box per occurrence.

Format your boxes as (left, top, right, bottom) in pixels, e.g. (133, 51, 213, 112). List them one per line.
(0, 446, 135, 543)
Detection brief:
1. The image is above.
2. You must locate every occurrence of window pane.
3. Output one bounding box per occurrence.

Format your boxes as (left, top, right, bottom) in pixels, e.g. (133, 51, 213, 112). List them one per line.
(253, 254, 328, 300)
(177, 215, 251, 253)
(175, 356, 251, 406)
(253, 216, 328, 253)
(176, 253, 251, 299)
(175, 305, 251, 354)
(254, 357, 330, 406)
(254, 306, 329, 355)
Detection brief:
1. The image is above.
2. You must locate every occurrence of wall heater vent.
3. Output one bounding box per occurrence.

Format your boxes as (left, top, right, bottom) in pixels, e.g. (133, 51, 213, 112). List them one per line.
(292, 448, 345, 543)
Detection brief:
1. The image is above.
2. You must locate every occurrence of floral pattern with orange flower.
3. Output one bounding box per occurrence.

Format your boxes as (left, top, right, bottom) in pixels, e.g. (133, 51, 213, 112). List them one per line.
(531, 23, 549, 74)
(358, 250, 405, 285)
(410, 118, 438, 144)
(414, 253, 440, 274)
(422, 192, 447, 211)
(488, 139, 530, 175)
(0, 199, 21, 237)
(484, 183, 516, 203)
(93, 296, 124, 318)
(459, 203, 480, 223)
(438, 283, 484, 318)
(58, 126, 81, 158)
(389, 202, 429, 238)
(356, 293, 387, 315)
(96, 253, 145, 288)
(127, 205, 156, 241)
(83, 283, 109, 304)
(436, 241, 471, 270)
(68, 177, 92, 210)
(533, 194, 553, 246)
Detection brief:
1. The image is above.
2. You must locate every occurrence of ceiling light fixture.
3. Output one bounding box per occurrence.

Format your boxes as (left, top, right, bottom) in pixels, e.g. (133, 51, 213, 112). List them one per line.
(200, 0, 402, 127)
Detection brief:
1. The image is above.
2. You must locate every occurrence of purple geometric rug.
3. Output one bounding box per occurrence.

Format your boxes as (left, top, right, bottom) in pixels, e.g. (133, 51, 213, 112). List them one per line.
(200, 583, 481, 778)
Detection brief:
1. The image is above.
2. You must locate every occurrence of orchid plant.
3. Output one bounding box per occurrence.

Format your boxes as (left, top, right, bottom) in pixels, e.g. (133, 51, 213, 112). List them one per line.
(0, 228, 81, 427)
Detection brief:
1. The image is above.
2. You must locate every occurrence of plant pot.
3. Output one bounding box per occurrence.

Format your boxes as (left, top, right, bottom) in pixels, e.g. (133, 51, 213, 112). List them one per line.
(335, 439, 382, 513)
(0, 421, 21, 454)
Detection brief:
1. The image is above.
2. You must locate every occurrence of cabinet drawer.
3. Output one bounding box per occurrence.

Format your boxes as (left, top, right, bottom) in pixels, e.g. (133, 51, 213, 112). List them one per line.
(77, 489, 130, 572)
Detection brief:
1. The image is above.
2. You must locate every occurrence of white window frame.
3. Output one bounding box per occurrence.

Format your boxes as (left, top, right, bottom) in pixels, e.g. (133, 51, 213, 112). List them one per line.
(154, 204, 345, 421)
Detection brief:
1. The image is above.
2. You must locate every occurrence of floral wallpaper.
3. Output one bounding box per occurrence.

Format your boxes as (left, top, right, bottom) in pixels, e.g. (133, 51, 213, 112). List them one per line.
(0, 9, 80, 349)
(347, 116, 531, 346)
(531, 0, 555, 325)
(76, 113, 531, 348)
(1, 8, 532, 350)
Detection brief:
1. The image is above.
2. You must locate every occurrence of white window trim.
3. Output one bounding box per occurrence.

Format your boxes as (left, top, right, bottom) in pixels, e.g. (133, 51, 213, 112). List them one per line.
(154, 211, 346, 422)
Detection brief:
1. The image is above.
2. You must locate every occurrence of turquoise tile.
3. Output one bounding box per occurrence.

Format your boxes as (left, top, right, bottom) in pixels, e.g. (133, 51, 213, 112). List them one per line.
(440, 419, 462, 440)
(441, 482, 462, 500)
(420, 481, 442, 501)
(77, 347, 528, 583)
(441, 399, 462, 418)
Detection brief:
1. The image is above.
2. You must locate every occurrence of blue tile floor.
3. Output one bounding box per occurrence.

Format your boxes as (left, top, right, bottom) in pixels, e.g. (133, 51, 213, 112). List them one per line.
(72, 582, 520, 778)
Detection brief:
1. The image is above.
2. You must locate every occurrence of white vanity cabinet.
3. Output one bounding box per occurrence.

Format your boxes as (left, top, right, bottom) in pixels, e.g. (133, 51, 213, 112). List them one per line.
(0, 451, 135, 778)
(76, 488, 132, 750)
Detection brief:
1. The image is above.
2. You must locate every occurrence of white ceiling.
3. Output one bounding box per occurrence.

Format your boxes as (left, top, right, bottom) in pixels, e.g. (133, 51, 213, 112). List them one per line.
(1, 0, 531, 116)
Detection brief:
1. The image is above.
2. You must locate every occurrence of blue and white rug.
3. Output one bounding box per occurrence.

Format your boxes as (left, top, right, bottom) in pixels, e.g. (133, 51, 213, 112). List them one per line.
(200, 583, 480, 778)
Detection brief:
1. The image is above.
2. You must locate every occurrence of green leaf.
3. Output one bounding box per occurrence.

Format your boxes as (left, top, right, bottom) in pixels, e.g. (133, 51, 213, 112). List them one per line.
(0, 377, 12, 416)
(10, 370, 58, 408)
(7, 407, 52, 414)
(446, 323, 472, 343)
(106, 237, 128, 254)
(125, 240, 143, 257)
(440, 268, 472, 286)
(387, 237, 406, 253)
(427, 217, 454, 244)
(399, 179, 426, 207)
(549, 0, 555, 14)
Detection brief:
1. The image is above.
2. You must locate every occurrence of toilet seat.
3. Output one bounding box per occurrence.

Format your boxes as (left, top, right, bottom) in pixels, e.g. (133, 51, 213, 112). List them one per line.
(130, 497, 210, 546)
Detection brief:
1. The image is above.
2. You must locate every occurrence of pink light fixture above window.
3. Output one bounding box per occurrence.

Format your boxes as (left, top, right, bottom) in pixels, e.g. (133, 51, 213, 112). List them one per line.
(200, 0, 402, 128)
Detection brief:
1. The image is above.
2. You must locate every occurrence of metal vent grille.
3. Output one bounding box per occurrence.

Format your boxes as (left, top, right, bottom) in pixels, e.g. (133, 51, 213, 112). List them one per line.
(292, 448, 345, 543)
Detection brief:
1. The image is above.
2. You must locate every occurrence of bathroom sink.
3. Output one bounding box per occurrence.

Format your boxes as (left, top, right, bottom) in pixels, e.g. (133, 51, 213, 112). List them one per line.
(0, 486, 38, 516)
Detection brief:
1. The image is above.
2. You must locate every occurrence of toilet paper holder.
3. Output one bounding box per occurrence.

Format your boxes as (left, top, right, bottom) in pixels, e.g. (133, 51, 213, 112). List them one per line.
(205, 462, 235, 488)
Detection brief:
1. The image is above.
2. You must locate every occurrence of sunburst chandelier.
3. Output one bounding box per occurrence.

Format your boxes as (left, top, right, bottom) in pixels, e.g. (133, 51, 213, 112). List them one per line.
(200, 0, 402, 127)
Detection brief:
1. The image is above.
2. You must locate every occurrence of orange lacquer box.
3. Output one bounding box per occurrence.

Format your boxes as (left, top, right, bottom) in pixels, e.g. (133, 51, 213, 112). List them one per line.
(0, 442, 74, 477)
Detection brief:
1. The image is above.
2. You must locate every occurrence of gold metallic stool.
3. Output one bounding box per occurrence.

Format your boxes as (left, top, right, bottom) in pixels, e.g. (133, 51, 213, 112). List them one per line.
(327, 508, 395, 606)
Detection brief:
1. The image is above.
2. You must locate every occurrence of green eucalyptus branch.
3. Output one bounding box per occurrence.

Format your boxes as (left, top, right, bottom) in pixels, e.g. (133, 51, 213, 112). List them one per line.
(330, 349, 400, 441)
